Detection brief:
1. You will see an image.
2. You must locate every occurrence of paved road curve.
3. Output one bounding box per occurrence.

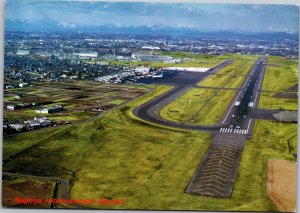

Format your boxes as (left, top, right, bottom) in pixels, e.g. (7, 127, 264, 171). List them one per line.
(134, 56, 268, 198)
(133, 60, 233, 132)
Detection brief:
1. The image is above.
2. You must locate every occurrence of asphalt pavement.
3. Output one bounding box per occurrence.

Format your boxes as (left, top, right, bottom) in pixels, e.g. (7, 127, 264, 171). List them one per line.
(185, 57, 268, 198)
(134, 60, 234, 132)
(134, 56, 268, 135)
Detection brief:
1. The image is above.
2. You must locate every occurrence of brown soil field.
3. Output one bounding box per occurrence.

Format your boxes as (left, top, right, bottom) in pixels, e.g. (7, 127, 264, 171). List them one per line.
(2, 177, 56, 208)
(267, 159, 297, 212)
(287, 84, 298, 92)
(3, 81, 148, 123)
(273, 92, 298, 99)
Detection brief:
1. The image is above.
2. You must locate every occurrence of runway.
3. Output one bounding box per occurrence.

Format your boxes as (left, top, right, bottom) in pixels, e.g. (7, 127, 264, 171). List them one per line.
(185, 57, 268, 198)
(133, 60, 233, 132)
(134, 56, 268, 198)
(134, 57, 267, 135)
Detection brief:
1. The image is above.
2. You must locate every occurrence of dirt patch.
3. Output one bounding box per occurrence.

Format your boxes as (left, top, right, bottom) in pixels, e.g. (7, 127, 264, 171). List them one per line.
(273, 92, 298, 99)
(287, 84, 298, 92)
(267, 63, 282, 67)
(2, 177, 56, 208)
(65, 87, 81, 90)
(267, 159, 297, 212)
(72, 95, 88, 99)
(273, 84, 298, 99)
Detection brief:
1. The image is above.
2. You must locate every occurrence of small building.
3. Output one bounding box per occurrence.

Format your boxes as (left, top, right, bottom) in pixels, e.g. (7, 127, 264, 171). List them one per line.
(79, 51, 98, 58)
(36, 105, 63, 114)
(5, 85, 14, 89)
(24, 117, 53, 128)
(15, 93, 22, 99)
(36, 108, 48, 114)
(19, 83, 29, 88)
(7, 104, 16, 110)
(26, 119, 41, 127)
(9, 124, 24, 131)
(16, 49, 30, 56)
(3, 121, 8, 129)
(40, 119, 53, 127)
(134, 67, 150, 75)
(142, 46, 160, 51)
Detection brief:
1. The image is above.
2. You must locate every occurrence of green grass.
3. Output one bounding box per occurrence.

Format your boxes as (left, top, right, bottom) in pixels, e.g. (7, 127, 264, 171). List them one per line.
(49, 116, 80, 121)
(198, 57, 258, 88)
(191, 90, 236, 125)
(2, 54, 297, 211)
(70, 109, 213, 210)
(2, 85, 296, 211)
(160, 88, 236, 125)
(107, 99, 125, 105)
(262, 56, 298, 91)
(231, 120, 297, 211)
(160, 88, 216, 123)
(4, 96, 16, 101)
(2, 85, 172, 175)
(199, 74, 233, 88)
(259, 92, 298, 110)
(259, 56, 298, 110)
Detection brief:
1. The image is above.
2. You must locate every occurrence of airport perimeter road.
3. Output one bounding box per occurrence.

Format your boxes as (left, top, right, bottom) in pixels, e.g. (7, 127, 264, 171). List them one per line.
(134, 57, 269, 198)
(134, 60, 233, 132)
(135, 58, 268, 134)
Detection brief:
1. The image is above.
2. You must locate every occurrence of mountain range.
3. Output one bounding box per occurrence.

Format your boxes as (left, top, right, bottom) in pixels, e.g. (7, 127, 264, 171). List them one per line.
(5, 20, 299, 40)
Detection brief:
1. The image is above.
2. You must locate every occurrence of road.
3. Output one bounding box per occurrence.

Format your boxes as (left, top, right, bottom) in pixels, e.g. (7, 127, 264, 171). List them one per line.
(134, 60, 233, 132)
(134, 57, 269, 198)
(134, 57, 268, 136)
(4, 57, 268, 200)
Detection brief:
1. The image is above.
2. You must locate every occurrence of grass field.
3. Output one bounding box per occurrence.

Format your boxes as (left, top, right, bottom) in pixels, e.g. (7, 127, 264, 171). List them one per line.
(190, 90, 236, 125)
(107, 99, 126, 105)
(160, 88, 216, 123)
(3, 82, 295, 211)
(160, 54, 298, 124)
(2, 54, 298, 211)
(198, 56, 258, 88)
(262, 56, 298, 91)
(231, 120, 297, 211)
(259, 56, 298, 110)
(259, 92, 298, 110)
(160, 88, 236, 125)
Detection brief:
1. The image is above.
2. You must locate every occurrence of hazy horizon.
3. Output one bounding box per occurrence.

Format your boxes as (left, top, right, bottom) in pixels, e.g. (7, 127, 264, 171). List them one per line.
(5, 0, 299, 34)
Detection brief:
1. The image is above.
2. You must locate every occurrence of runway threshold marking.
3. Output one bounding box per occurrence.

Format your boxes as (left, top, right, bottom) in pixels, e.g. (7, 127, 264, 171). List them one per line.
(219, 128, 248, 135)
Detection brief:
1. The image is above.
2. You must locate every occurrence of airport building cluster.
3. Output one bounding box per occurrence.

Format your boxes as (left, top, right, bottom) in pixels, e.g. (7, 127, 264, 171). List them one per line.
(4, 31, 298, 88)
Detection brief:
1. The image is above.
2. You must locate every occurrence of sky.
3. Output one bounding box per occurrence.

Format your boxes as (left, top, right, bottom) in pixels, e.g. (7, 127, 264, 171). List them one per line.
(5, 0, 299, 33)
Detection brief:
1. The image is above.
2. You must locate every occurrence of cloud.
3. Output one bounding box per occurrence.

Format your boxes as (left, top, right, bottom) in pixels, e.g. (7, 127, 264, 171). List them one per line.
(5, 1, 299, 33)
(58, 22, 77, 28)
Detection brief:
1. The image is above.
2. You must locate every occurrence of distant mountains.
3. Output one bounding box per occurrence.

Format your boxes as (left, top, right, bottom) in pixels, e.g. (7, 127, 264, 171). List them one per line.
(5, 20, 299, 40)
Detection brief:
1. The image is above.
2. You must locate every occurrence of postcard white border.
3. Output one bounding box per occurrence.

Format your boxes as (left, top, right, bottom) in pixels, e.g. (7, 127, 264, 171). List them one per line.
(0, 0, 299, 213)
